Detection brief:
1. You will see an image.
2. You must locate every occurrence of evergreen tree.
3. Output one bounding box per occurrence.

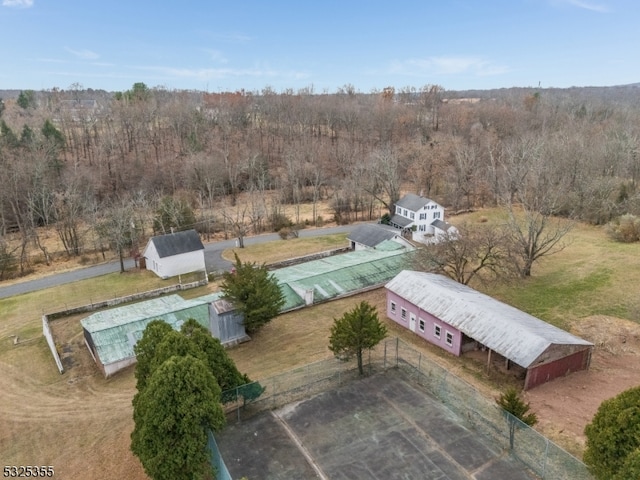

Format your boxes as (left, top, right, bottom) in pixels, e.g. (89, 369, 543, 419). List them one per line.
(16, 90, 35, 109)
(496, 387, 538, 450)
(131, 355, 225, 480)
(133, 320, 174, 391)
(584, 386, 640, 480)
(328, 301, 387, 375)
(131, 319, 260, 479)
(41, 119, 65, 149)
(221, 253, 285, 334)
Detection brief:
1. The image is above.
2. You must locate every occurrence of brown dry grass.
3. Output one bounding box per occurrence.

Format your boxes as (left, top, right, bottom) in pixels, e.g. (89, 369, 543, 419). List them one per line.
(3, 206, 640, 475)
(223, 233, 348, 266)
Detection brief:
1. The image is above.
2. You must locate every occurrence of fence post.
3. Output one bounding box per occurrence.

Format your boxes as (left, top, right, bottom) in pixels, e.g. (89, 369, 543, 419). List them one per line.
(236, 387, 240, 423)
(396, 337, 399, 367)
(383, 340, 387, 369)
(542, 438, 549, 479)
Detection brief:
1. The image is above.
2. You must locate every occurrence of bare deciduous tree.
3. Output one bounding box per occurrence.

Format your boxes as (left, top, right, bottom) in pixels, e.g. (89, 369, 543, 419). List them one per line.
(413, 222, 511, 285)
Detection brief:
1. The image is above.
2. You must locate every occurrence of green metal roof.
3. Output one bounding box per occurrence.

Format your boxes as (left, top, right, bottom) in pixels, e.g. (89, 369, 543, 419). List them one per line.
(278, 283, 306, 311)
(82, 240, 413, 367)
(81, 293, 222, 365)
(274, 240, 412, 309)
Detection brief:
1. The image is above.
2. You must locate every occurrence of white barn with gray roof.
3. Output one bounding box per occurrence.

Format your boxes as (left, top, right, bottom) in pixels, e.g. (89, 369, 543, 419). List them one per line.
(143, 229, 206, 279)
(385, 271, 593, 389)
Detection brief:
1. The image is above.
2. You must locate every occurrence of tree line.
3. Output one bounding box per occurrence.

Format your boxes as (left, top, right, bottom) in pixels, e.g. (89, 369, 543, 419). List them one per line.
(1, 82, 639, 279)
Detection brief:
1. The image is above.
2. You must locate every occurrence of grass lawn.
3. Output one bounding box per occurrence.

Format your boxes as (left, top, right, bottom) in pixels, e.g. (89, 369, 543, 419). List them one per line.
(222, 233, 349, 265)
(1, 222, 639, 478)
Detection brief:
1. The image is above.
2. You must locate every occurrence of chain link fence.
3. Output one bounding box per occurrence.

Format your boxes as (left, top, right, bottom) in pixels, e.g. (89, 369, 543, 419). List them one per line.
(217, 337, 592, 480)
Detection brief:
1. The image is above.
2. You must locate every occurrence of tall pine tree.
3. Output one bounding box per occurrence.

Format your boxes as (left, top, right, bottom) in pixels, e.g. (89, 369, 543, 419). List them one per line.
(221, 253, 285, 334)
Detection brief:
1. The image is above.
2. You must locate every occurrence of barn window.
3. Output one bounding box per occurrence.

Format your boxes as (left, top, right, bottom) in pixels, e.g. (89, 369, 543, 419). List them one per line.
(401, 308, 407, 320)
(419, 318, 425, 332)
(390, 301, 396, 314)
(434, 324, 441, 338)
(445, 331, 453, 346)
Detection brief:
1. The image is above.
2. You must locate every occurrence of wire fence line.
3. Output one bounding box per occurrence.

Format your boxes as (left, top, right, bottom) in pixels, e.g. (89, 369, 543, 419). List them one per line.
(218, 337, 593, 480)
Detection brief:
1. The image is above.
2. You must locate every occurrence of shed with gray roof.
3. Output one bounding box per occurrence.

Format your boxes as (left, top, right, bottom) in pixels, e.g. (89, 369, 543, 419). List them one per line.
(143, 229, 206, 279)
(347, 223, 413, 250)
(385, 271, 593, 389)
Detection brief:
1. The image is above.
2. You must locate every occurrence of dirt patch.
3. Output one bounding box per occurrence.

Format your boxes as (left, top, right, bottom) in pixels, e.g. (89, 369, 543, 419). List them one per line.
(524, 316, 640, 457)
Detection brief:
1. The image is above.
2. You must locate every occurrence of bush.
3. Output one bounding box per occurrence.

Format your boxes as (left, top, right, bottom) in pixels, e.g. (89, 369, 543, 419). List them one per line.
(278, 227, 291, 240)
(606, 214, 640, 243)
(269, 212, 292, 232)
(584, 386, 640, 479)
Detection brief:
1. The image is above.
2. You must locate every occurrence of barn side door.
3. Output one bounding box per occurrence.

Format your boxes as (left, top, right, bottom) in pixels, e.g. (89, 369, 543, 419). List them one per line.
(409, 313, 416, 332)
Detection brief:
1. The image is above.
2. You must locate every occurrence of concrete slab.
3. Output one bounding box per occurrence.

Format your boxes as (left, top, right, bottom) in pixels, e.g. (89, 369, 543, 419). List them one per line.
(215, 371, 537, 479)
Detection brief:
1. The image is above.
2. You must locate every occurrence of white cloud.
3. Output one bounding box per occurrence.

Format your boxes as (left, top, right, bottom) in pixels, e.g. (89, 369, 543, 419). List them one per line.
(203, 49, 228, 64)
(552, 0, 610, 12)
(136, 64, 308, 82)
(390, 56, 509, 77)
(2, 0, 34, 7)
(65, 47, 100, 60)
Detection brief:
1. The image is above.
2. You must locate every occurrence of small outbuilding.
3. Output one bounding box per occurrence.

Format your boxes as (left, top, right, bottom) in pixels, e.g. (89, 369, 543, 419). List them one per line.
(143, 229, 206, 279)
(209, 299, 250, 347)
(81, 293, 219, 377)
(347, 223, 413, 251)
(385, 271, 593, 390)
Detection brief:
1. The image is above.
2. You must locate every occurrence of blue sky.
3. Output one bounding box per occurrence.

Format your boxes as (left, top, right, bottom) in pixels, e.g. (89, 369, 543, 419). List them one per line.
(1, 0, 638, 93)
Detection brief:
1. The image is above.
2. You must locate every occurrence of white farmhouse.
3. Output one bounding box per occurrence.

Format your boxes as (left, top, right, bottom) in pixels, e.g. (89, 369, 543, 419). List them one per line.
(389, 193, 458, 244)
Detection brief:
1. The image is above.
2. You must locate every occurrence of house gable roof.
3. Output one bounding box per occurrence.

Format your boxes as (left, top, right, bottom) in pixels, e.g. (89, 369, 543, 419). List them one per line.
(385, 271, 592, 368)
(347, 223, 400, 248)
(431, 219, 455, 231)
(395, 193, 434, 212)
(147, 229, 204, 258)
(389, 214, 413, 228)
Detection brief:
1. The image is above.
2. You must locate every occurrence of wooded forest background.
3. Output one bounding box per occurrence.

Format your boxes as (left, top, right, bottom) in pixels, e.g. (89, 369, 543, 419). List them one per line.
(1, 82, 640, 279)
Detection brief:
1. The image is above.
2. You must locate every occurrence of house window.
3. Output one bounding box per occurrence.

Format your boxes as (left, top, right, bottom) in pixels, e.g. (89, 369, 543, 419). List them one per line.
(434, 212, 441, 219)
(390, 301, 396, 314)
(419, 213, 427, 220)
(396, 206, 401, 214)
(434, 324, 441, 338)
(410, 212, 415, 220)
(419, 319, 425, 332)
(403, 209, 408, 217)
(401, 308, 407, 320)
(445, 331, 453, 346)
(419, 225, 425, 232)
